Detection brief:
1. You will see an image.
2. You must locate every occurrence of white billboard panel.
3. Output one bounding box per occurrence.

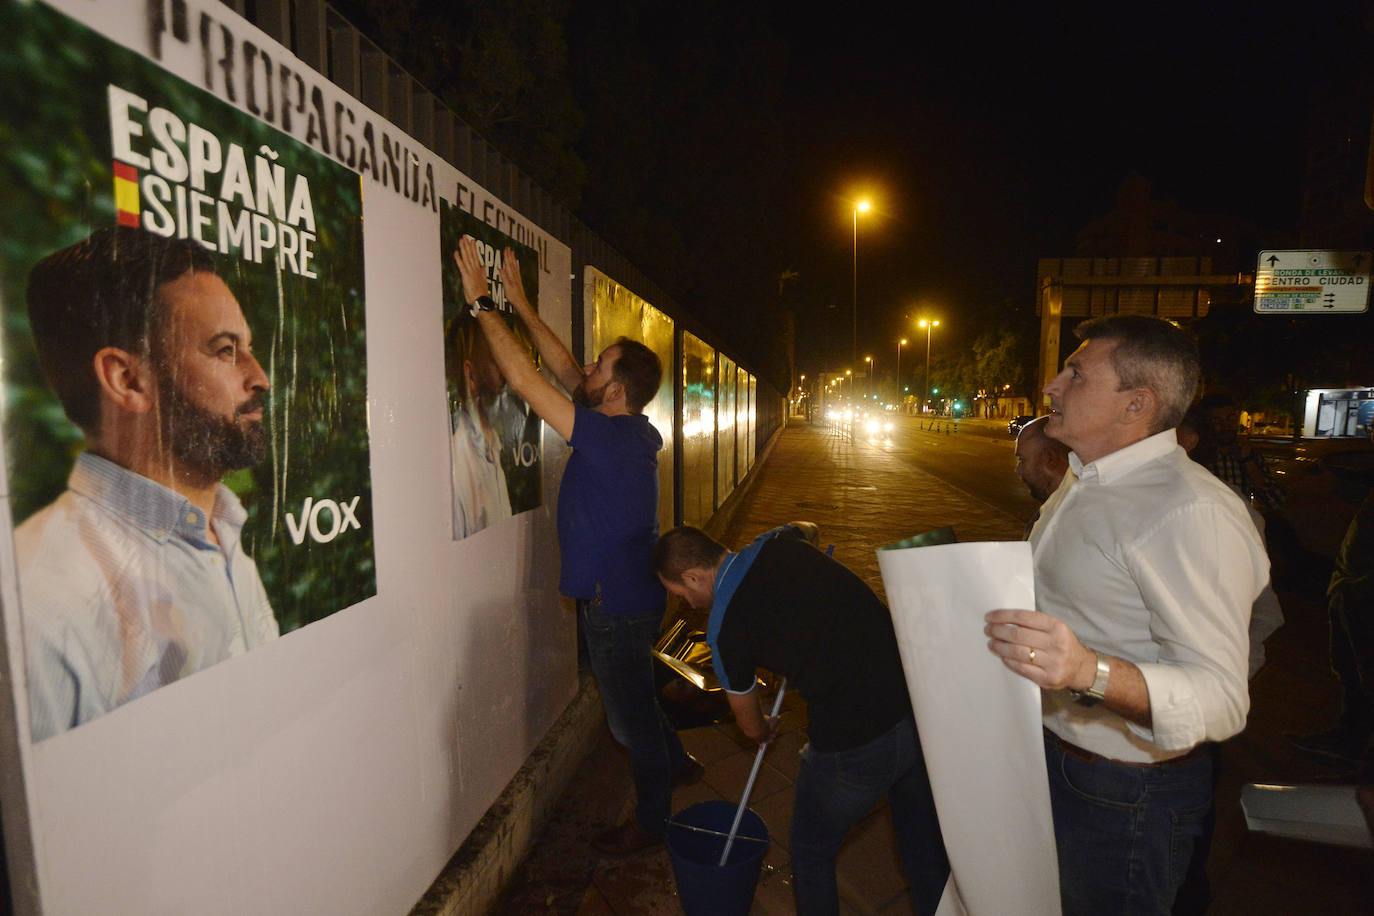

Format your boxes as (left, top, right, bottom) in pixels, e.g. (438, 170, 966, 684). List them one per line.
(0, 1, 574, 912)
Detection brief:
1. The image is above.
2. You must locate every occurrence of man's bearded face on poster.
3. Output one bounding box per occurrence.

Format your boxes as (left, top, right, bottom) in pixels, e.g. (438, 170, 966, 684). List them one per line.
(468, 347, 505, 411)
(152, 271, 270, 480)
(157, 369, 268, 478)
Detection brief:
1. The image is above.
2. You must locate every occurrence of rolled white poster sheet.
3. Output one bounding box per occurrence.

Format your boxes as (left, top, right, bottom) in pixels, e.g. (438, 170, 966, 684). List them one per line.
(878, 538, 1061, 916)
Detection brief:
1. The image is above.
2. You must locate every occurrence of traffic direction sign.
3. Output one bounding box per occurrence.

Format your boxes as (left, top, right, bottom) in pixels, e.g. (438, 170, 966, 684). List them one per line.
(1254, 250, 1370, 314)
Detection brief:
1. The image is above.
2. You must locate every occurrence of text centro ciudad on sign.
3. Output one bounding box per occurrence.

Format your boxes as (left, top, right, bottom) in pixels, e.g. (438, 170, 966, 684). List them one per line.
(1254, 249, 1371, 314)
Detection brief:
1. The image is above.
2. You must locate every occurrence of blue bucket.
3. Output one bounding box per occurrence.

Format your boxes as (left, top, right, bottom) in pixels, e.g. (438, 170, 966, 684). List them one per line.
(666, 800, 771, 916)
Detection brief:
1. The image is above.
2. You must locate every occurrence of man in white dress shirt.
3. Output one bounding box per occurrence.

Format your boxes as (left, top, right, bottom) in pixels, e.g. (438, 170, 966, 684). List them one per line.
(17, 226, 279, 741)
(985, 315, 1268, 915)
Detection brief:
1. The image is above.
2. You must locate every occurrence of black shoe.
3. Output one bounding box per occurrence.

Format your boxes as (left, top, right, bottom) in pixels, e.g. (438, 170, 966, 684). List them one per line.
(1287, 725, 1372, 765)
(672, 754, 705, 788)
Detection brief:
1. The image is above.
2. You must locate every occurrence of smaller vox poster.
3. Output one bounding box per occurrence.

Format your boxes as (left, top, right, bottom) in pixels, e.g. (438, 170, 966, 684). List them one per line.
(439, 200, 543, 539)
(0, 1, 374, 741)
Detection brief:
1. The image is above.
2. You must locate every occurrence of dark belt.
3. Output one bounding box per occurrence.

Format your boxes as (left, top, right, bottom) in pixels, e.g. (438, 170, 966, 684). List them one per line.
(1045, 728, 1207, 769)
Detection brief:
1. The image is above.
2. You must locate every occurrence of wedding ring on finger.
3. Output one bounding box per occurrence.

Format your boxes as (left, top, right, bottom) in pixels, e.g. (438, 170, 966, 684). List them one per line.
(1028, 648, 1037, 665)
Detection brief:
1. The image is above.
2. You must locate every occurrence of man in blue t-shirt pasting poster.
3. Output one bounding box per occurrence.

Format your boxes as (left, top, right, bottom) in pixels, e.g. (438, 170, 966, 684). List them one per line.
(455, 236, 700, 856)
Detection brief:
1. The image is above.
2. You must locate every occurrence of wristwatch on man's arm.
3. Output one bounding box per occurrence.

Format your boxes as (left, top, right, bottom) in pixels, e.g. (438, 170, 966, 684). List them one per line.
(1070, 651, 1111, 706)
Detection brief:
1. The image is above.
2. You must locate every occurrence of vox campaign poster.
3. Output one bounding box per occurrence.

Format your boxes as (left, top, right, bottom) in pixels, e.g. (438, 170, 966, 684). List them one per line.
(439, 200, 543, 539)
(0, 1, 375, 741)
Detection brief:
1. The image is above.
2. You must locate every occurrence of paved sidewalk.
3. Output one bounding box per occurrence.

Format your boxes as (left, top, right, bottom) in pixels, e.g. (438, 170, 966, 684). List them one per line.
(495, 418, 1373, 915)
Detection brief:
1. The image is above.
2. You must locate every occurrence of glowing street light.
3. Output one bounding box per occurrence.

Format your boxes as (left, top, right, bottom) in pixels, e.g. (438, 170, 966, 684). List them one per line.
(919, 319, 940, 412)
(896, 338, 907, 402)
(865, 355, 873, 399)
(852, 198, 871, 367)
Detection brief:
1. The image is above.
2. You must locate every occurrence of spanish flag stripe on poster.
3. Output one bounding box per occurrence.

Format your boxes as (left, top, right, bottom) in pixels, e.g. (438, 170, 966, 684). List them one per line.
(113, 160, 140, 227)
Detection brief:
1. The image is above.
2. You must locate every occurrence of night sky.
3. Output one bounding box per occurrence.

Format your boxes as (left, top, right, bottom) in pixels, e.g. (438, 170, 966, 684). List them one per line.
(339, 0, 1372, 386)
(758, 1, 1368, 375)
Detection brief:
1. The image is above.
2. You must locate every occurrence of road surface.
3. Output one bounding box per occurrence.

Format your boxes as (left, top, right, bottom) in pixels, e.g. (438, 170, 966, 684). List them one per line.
(828, 412, 1041, 526)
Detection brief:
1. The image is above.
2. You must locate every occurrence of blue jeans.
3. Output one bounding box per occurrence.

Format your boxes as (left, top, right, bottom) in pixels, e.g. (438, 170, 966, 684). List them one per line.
(1044, 733, 1213, 916)
(579, 600, 687, 835)
(791, 715, 948, 916)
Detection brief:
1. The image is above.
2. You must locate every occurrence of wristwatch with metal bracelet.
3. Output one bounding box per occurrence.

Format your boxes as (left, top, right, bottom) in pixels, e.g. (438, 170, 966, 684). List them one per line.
(1071, 651, 1110, 706)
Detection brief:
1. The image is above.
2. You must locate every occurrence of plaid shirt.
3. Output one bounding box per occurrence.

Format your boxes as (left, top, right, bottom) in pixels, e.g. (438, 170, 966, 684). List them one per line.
(1208, 447, 1285, 513)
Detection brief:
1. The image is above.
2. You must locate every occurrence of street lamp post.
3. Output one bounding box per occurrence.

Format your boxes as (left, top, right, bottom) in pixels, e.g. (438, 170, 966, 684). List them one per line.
(852, 199, 870, 367)
(919, 319, 940, 413)
(896, 338, 907, 404)
(865, 355, 873, 401)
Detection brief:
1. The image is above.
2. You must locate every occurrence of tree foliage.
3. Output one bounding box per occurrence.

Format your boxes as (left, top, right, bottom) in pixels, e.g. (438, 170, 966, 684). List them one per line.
(332, 0, 586, 206)
(329, 0, 794, 389)
(966, 324, 1036, 402)
(567, 0, 791, 387)
(1193, 304, 1371, 421)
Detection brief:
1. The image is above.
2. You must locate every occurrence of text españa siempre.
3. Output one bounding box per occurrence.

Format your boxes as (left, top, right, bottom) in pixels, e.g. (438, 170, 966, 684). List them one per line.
(109, 85, 320, 278)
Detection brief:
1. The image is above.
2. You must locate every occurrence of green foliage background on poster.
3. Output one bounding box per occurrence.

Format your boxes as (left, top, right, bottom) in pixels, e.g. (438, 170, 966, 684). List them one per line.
(439, 200, 544, 519)
(0, 1, 375, 633)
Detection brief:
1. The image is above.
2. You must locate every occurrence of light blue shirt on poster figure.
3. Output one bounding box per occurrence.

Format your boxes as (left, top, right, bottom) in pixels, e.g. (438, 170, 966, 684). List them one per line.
(450, 405, 511, 539)
(16, 452, 279, 741)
